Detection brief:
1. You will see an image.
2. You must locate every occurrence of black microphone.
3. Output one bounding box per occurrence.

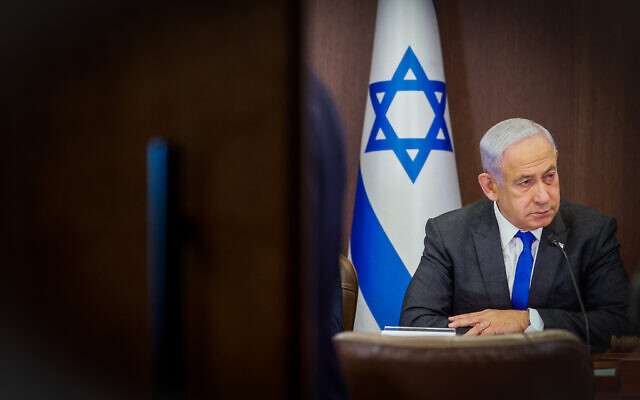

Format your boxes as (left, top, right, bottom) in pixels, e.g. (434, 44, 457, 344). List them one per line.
(547, 234, 590, 352)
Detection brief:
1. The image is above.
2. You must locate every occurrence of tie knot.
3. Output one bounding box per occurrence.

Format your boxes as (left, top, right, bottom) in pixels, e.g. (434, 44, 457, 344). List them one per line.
(515, 231, 536, 248)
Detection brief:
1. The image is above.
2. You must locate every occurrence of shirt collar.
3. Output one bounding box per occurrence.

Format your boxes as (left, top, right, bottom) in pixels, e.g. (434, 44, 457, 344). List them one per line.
(493, 201, 543, 248)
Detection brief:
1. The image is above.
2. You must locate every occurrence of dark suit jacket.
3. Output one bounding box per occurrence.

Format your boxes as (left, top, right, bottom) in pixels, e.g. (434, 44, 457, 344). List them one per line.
(400, 198, 636, 352)
(302, 69, 347, 399)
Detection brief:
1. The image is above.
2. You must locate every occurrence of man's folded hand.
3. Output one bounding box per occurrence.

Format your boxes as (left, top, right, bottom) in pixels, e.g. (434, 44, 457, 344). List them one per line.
(448, 309, 529, 336)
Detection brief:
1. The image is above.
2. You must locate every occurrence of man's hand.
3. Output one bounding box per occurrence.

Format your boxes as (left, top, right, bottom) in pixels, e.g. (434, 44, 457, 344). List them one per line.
(448, 309, 529, 336)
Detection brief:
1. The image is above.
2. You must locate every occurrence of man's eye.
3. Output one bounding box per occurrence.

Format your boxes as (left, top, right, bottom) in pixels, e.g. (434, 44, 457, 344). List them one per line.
(519, 180, 530, 187)
(545, 173, 556, 181)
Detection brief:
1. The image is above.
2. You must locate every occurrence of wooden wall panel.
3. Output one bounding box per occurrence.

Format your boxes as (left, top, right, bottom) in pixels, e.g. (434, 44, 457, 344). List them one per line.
(572, 1, 640, 273)
(1, 1, 299, 398)
(1, 4, 154, 397)
(304, 0, 377, 255)
(306, 0, 640, 274)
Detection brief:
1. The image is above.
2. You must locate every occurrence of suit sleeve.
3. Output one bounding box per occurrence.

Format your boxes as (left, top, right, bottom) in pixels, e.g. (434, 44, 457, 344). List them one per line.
(537, 217, 636, 351)
(399, 218, 453, 328)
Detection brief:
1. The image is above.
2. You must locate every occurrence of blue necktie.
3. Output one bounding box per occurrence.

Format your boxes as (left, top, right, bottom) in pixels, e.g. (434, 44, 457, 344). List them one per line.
(512, 231, 536, 310)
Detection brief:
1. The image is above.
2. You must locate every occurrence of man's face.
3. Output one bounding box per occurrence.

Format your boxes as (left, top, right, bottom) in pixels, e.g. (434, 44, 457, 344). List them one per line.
(491, 134, 560, 231)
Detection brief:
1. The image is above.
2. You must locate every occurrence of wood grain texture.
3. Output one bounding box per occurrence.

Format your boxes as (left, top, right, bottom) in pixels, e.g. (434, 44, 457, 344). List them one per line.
(304, 0, 377, 255)
(1, 1, 299, 397)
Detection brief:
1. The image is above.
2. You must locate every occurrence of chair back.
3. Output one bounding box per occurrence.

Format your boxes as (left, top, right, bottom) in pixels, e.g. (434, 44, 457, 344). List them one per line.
(339, 255, 358, 331)
(333, 329, 594, 399)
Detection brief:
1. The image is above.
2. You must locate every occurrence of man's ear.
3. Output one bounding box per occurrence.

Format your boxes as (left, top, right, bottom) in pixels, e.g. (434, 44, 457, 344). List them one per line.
(478, 173, 499, 201)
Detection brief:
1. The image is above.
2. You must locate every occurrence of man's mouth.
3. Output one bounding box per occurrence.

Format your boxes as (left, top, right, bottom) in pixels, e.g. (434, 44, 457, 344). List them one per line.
(532, 210, 552, 217)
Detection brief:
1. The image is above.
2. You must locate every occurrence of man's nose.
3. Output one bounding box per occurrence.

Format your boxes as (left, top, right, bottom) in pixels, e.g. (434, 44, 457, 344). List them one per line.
(533, 181, 550, 204)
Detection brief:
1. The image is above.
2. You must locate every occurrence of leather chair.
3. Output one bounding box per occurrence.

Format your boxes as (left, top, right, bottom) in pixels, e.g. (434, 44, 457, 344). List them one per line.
(339, 255, 358, 331)
(333, 329, 594, 399)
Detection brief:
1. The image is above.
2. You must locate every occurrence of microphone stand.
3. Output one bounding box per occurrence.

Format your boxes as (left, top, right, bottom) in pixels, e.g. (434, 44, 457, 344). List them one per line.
(549, 236, 590, 352)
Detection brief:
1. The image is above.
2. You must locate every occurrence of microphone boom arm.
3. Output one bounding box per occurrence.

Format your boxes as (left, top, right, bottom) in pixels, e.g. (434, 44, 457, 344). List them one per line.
(550, 237, 590, 352)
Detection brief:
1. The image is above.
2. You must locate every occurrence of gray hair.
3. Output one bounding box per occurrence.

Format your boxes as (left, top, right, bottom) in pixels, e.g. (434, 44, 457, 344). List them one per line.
(479, 118, 556, 185)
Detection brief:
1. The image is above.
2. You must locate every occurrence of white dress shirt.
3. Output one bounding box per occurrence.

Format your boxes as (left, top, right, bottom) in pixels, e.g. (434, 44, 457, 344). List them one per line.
(493, 202, 544, 332)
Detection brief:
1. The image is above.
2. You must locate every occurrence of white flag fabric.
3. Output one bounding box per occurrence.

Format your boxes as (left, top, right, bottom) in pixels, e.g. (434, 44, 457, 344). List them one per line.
(350, 0, 462, 332)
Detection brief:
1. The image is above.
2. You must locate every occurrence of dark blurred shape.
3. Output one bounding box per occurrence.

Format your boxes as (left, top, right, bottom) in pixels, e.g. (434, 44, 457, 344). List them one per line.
(301, 68, 347, 400)
(630, 265, 640, 334)
(147, 139, 184, 399)
(334, 330, 594, 400)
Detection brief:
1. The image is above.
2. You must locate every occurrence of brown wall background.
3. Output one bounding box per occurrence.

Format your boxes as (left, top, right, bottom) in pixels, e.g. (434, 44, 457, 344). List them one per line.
(1, 1, 299, 398)
(306, 0, 640, 275)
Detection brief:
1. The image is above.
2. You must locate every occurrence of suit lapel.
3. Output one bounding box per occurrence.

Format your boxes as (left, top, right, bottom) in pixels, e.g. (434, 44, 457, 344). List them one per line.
(471, 202, 512, 309)
(528, 211, 569, 307)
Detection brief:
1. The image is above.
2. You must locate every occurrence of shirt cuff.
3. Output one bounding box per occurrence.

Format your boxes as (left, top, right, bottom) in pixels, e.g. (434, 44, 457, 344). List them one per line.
(524, 308, 544, 332)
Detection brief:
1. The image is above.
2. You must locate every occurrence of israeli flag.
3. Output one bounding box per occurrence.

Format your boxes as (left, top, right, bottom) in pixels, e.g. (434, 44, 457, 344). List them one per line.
(350, 0, 461, 332)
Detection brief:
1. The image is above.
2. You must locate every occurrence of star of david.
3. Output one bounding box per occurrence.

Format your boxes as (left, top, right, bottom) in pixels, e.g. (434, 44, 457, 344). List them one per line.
(366, 46, 453, 183)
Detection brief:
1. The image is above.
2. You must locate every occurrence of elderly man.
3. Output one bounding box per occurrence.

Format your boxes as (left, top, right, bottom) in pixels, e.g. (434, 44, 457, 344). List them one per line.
(400, 118, 635, 351)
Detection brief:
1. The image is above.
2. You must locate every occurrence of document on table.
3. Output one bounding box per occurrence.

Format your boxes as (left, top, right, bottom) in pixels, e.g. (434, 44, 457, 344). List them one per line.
(382, 326, 456, 336)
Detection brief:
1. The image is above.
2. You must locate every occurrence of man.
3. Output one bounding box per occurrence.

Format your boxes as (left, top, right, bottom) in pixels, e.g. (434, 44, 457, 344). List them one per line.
(400, 118, 635, 352)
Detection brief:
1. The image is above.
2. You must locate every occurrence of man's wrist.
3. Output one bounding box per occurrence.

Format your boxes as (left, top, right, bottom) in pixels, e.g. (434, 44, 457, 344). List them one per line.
(525, 308, 544, 332)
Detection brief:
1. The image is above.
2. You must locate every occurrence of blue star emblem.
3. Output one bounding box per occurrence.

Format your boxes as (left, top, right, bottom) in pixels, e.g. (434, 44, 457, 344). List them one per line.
(366, 46, 453, 183)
